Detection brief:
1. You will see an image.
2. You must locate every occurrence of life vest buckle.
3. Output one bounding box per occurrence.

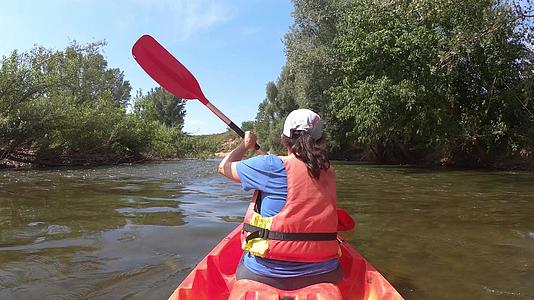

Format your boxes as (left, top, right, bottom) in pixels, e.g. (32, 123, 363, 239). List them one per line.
(257, 228, 269, 239)
(244, 226, 271, 242)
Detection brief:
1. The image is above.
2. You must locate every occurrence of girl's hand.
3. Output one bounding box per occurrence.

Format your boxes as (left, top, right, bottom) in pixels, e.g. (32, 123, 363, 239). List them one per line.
(244, 131, 257, 150)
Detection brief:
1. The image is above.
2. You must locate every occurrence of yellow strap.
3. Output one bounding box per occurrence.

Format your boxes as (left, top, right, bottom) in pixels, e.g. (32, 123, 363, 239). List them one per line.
(242, 212, 273, 256)
(248, 212, 273, 229)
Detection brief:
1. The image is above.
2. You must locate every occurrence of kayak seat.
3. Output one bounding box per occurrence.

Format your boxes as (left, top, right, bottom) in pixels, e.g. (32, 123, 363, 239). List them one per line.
(229, 279, 342, 300)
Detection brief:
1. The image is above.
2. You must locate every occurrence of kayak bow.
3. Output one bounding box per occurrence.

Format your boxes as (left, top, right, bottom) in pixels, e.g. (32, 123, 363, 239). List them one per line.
(169, 223, 403, 300)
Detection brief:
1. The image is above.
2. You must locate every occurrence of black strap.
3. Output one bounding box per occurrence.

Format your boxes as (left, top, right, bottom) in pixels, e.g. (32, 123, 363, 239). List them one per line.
(253, 191, 262, 214)
(243, 223, 337, 242)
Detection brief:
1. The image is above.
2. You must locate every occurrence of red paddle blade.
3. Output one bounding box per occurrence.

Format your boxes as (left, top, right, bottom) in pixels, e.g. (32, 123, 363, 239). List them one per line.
(132, 35, 209, 104)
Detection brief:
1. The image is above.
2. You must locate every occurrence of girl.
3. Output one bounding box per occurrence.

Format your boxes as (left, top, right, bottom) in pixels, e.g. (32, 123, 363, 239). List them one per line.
(218, 109, 341, 290)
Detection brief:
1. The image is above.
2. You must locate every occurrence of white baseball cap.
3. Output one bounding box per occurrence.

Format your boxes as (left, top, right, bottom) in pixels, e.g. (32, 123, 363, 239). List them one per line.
(282, 109, 323, 140)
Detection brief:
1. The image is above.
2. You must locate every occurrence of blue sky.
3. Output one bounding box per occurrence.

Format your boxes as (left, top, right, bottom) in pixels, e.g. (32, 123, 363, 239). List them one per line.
(0, 0, 293, 134)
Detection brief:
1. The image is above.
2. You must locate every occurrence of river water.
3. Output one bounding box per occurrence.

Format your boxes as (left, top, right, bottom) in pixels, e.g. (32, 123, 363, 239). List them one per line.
(0, 160, 532, 299)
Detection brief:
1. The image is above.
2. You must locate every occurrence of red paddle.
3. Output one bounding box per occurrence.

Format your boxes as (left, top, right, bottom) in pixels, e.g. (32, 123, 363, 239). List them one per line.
(132, 34, 259, 149)
(132, 35, 355, 232)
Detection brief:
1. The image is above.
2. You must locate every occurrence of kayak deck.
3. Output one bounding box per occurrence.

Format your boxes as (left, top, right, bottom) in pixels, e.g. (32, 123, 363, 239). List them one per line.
(169, 224, 403, 300)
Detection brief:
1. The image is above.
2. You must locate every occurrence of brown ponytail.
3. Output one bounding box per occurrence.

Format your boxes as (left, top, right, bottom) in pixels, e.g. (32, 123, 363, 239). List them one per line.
(281, 132, 330, 179)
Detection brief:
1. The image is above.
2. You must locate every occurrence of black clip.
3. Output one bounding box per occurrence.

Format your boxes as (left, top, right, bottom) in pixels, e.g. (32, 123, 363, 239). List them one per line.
(246, 228, 270, 242)
(257, 228, 269, 239)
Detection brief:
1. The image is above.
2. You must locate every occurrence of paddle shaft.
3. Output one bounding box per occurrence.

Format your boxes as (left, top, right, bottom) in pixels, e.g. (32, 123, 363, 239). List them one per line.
(204, 101, 248, 141)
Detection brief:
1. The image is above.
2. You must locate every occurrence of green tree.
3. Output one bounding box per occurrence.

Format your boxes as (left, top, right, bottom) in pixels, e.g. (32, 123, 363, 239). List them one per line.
(27, 42, 132, 107)
(255, 77, 298, 153)
(330, 0, 533, 164)
(241, 120, 255, 132)
(0, 42, 164, 166)
(133, 87, 186, 129)
(254, 0, 533, 166)
(284, 0, 350, 151)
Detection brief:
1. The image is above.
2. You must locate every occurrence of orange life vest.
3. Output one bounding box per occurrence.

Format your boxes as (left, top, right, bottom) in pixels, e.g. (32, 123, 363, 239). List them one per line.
(241, 155, 339, 262)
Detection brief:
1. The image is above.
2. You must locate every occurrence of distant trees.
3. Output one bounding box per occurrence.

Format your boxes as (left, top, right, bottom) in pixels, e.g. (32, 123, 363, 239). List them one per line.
(133, 87, 186, 129)
(255, 0, 534, 167)
(241, 120, 255, 132)
(254, 69, 299, 152)
(0, 42, 190, 167)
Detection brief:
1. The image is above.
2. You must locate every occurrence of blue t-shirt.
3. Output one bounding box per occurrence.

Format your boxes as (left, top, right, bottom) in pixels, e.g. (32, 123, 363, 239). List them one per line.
(236, 154, 339, 278)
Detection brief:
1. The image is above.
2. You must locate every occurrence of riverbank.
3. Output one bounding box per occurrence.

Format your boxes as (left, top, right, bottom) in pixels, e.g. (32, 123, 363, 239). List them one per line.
(2, 131, 533, 171)
(0, 131, 239, 170)
(330, 144, 534, 171)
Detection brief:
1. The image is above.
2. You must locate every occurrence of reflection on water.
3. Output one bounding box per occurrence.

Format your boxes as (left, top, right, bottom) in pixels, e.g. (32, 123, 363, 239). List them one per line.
(0, 160, 533, 299)
(0, 160, 249, 299)
(334, 163, 534, 300)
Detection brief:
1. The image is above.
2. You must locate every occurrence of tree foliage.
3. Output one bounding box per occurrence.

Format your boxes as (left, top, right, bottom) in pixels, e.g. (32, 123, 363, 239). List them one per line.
(255, 0, 534, 166)
(254, 74, 298, 153)
(241, 120, 255, 132)
(133, 87, 186, 129)
(0, 42, 192, 167)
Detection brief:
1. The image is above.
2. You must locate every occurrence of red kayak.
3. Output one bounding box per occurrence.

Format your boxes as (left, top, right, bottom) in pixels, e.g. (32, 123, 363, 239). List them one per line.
(169, 223, 403, 300)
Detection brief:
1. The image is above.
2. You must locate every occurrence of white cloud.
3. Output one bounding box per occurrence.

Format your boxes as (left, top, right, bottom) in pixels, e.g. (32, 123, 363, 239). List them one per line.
(134, 0, 234, 41)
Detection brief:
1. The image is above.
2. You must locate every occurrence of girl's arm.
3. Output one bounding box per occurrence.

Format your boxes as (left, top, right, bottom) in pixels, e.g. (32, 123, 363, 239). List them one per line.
(218, 131, 258, 182)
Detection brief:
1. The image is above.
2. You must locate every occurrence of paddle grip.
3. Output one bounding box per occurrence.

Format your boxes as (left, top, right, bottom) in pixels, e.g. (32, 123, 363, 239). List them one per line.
(228, 122, 261, 150)
(204, 102, 261, 150)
